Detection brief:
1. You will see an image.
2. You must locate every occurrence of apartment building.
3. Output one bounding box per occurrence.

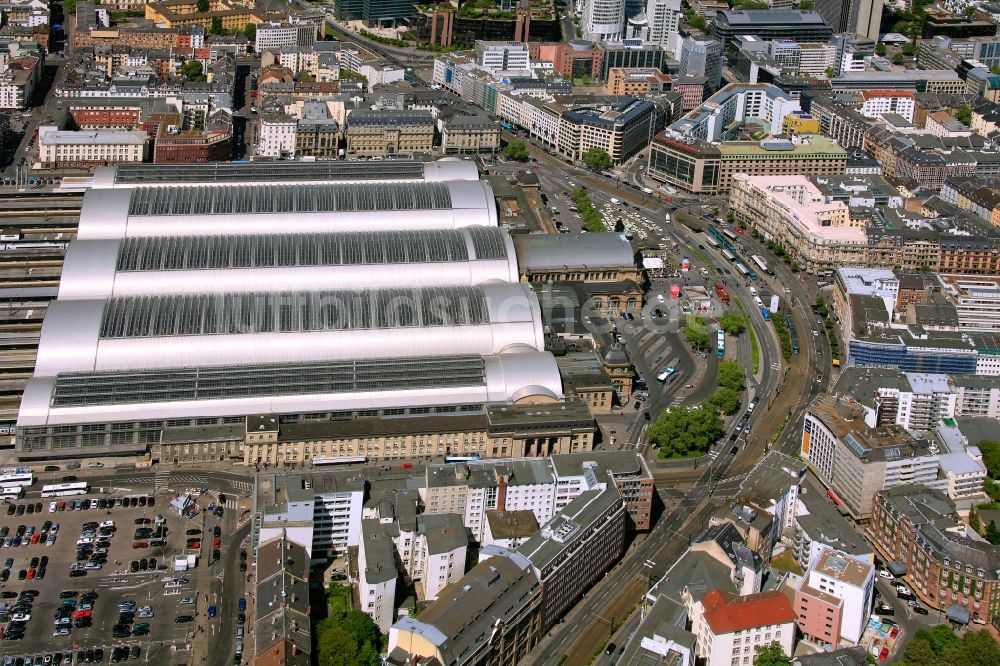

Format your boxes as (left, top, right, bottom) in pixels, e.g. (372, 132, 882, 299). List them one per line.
(801, 395, 940, 521)
(606, 67, 672, 95)
(388, 550, 543, 665)
(668, 83, 801, 143)
(691, 589, 796, 666)
(793, 547, 875, 647)
(0, 54, 38, 110)
(252, 537, 311, 666)
(253, 468, 366, 560)
(358, 519, 398, 633)
(938, 274, 1000, 334)
(483, 510, 539, 550)
(868, 484, 1000, 625)
(256, 113, 297, 159)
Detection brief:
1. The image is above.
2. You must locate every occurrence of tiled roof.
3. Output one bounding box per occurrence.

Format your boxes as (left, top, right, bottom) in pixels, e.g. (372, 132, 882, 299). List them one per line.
(702, 589, 795, 635)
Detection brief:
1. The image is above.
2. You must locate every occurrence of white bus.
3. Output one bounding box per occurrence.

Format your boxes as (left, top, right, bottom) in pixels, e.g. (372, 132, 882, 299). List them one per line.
(0, 485, 24, 500)
(40, 482, 89, 497)
(0, 471, 34, 487)
(445, 455, 481, 464)
(750, 255, 773, 276)
(705, 235, 720, 249)
(722, 228, 738, 242)
(721, 249, 737, 262)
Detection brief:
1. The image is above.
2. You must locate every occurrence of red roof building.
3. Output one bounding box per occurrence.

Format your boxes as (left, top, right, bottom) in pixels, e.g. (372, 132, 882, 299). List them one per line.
(694, 589, 797, 665)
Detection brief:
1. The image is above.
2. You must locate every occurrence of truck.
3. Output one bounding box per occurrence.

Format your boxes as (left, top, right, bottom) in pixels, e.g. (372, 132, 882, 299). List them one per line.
(714, 284, 730, 304)
(655, 365, 677, 384)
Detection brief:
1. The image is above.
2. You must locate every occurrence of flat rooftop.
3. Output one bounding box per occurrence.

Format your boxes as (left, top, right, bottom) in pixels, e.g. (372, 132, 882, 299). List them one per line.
(808, 395, 932, 463)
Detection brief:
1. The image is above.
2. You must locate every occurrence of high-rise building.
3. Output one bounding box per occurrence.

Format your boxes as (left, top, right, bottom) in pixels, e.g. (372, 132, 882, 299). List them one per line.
(583, 0, 626, 42)
(680, 37, 723, 92)
(815, 0, 884, 41)
(644, 0, 683, 54)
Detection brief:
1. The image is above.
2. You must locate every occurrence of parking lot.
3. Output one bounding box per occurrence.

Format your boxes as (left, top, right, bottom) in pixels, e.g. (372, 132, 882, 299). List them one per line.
(1, 486, 237, 666)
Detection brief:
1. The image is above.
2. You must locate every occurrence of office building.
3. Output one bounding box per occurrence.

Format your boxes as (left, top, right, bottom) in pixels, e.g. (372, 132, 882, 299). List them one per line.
(649, 134, 846, 195)
(557, 97, 659, 164)
(801, 395, 940, 520)
(711, 10, 834, 48)
(37, 125, 147, 169)
(680, 37, 723, 92)
(388, 550, 543, 665)
(517, 484, 626, 628)
(345, 110, 436, 156)
(938, 274, 1000, 334)
(668, 83, 801, 142)
(583, 0, 626, 42)
(792, 484, 875, 569)
(793, 547, 875, 647)
(600, 41, 666, 79)
(815, 0, 883, 40)
(691, 590, 796, 666)
(483, 510, 539, 550)
(440, 115, 501, 154)
(475, 41, 531, 73)
(255, 21, 317, 51)
(868, 485, 1000, 625)
(333, 0, 415, 28)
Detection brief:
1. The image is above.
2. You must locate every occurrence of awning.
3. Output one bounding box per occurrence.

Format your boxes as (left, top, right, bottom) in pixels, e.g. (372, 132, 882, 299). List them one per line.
(643, 257, 664, 270)
(888, 561, 907, 576)
(946, 604, 970, 624)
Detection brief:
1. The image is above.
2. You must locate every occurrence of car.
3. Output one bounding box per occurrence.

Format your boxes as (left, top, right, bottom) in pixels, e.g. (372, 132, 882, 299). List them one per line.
(25, 504, 34, 514)
(59, 591, 77, 599)
(187, 541, 201, 549)
(134, 518, 151, 525)
(208, 605, 217, 618)
(87, 462, 104, 468)
(30, 556, 38, 568)
(17, 569, 26, 580)
(605, 643, 616, 655)
(174, 615, 194, 623)
(0, 591, 16, 599)
(2, 557, 11, 568)
(879, 648, 889, 661)
(11, 612, 30, 622)
(878, 569, 895, 580)
(238, 597, 246, 611)
(186, 529, 202, 536)
(132, 542, 148, 549)
(213, 537, 221, 549)
(69, 570, 87, 577)
(34, 502, 41, 513)
(129, 561, 139, 572)
(180, 597, 195, 604)
(889, 626, 899, 639)
(913, 606, 929, 615)
(129, 647, 139, 660)
(150, 539, 166, 547)
(15, 505, 24, 515)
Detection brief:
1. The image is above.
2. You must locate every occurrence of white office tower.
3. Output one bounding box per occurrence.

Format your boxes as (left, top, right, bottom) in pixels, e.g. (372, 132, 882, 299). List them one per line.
(583, 0, 626, 42)
(645, 0, 682, 55)
(680, 36, 723, 91)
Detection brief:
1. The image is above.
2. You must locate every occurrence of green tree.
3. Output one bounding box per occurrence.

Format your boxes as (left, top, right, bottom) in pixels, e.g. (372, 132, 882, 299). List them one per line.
(726, 211, 735, 224)
(992, 65, 1000, 75)
(979, 441, 1000, 477)
(892, 52, 905, 65)
(210, 16, 223, 34)
(717, 358, 746, 392)
(824, 66, 836, 77)
(900, 636, 939, 665)
(799, 0, 814, 8)
(64, 0, 77, 13)
(179, 59, 206, 82)
(196, 0, 209, 11)
(876, 42, 887, 56)
(970, 505, 981, 534)
(295, 71, 315, 82)
(684, 315, 710, 352)
(340, 610, 380, 652)
(949, 630, 1000, 666)
(753, 642, 791, 666)
(718, 312, 746, 336)
(582, 147, 612, 171)
(956, 105, 972, 126)
(502, 139, 529, 162)
(709, 387, 741, 415)
(687, 13, 707, 31)
(650, 405, 724, 457)
(244, 23, 256, 44)
(316, 625, 361, 666)
(917, 625, 959, 656)
(987, 520, 1000, 545)
(964, 6, 977, 16)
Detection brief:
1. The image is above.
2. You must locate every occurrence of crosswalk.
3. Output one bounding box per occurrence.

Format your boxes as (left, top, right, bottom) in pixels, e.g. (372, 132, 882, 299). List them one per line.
(111, 473, 253, 496)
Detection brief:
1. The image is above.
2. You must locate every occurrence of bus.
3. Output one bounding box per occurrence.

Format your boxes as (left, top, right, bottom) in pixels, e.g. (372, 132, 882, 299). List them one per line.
(656, 365, 677, 384)
(760, 307, 771, 321)
(721, 249, 737, 262)
(751, 255, 774, 276)
(0, 471, 34, 487)
(445, 455, 481, 464)
(40, 482, 89, 497)
(0, 485, 24, 500)
(717, 329, 725, 358)
(722, 228, 738, 242)
(705, 235, 720, 249)
(735, 262, 751, 277)
(312, 456, 367, 466)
